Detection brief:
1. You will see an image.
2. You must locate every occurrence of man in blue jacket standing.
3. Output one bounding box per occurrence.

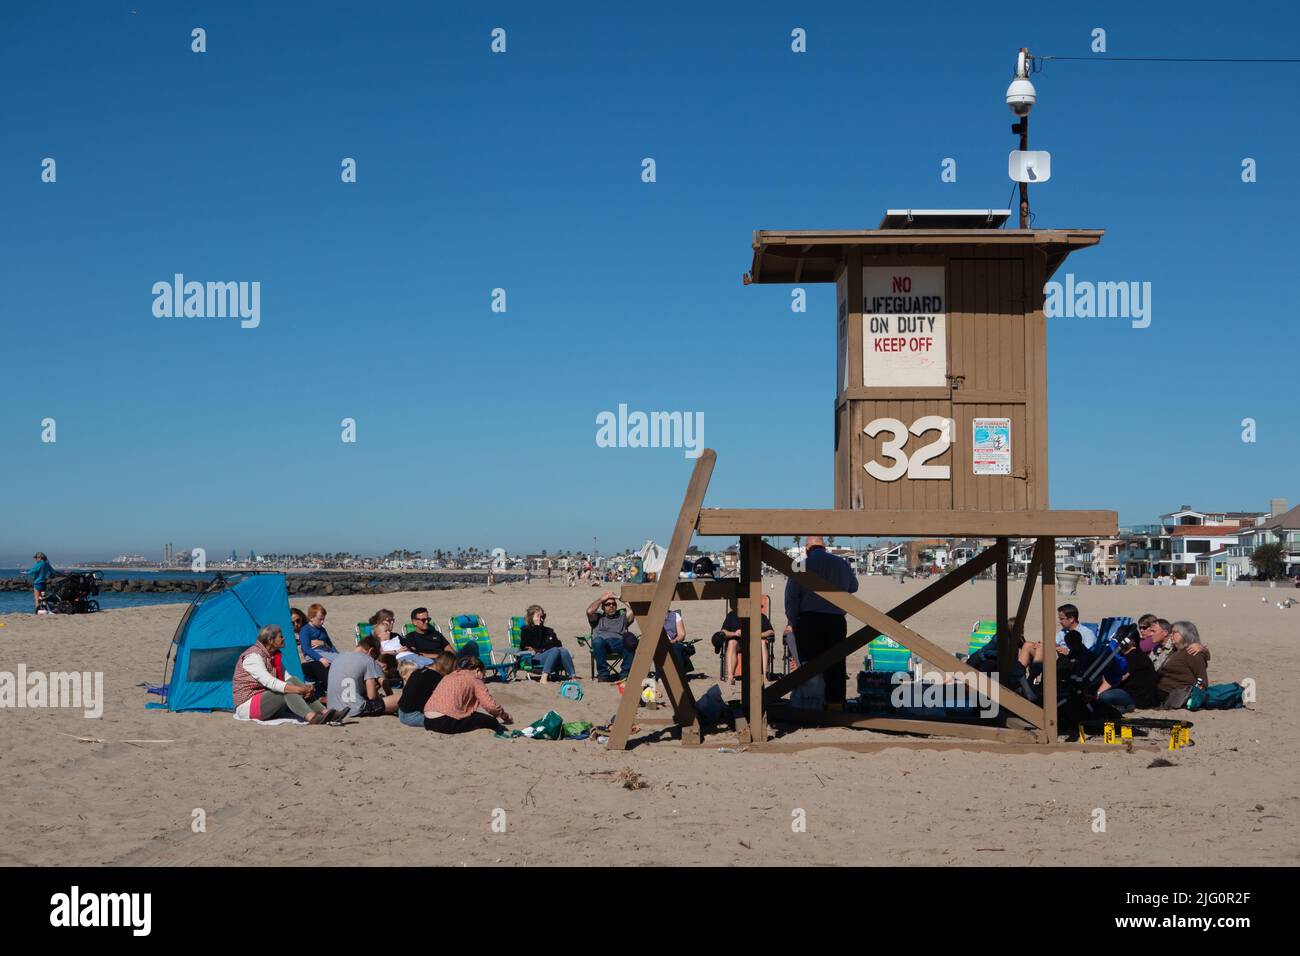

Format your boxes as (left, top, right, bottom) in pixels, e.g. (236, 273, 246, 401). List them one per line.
(784, 536, 858, 710)
(27, 552, 53, 612)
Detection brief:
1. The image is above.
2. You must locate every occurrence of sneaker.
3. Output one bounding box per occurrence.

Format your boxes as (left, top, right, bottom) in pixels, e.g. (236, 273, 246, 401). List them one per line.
(596, 674, 617, 683)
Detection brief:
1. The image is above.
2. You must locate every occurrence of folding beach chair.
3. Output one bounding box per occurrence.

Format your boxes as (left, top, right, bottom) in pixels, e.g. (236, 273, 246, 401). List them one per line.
(716, 623, 787, 682)
(575, 620, 634, 680)
(447, 614, 515, 682)
(504, 615, 545, 681)
(968, 619, 998, 658)
(354, 622, 373, 644)
(866, 634, 913, 673)
(1094, 616, 1133, 645)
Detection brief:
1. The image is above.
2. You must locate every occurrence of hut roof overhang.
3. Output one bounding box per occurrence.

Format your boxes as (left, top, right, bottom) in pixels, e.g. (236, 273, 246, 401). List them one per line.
(748, 228, 1104, 284)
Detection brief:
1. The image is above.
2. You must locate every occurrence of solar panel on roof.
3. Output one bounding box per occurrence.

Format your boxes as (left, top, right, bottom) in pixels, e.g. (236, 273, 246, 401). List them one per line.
(878, 209, 1012, 229)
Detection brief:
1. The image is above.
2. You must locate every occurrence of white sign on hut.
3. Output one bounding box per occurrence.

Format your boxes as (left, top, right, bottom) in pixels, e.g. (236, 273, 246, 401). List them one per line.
(862, 266, 947, 387)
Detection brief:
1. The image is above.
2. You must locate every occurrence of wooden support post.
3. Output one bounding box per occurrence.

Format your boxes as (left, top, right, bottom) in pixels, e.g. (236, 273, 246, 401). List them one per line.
(1012, 543, 1041, 647)
(745, 534, 765, 744)
(1039, 536, 1058, 742)
(995, 537, 1011, 678)
(606, 451, 715, 750)
(738, 537, 753, 743)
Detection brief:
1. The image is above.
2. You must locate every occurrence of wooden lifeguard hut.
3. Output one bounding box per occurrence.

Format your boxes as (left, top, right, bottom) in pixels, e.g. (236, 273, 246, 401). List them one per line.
(606, 210, 1123, 754)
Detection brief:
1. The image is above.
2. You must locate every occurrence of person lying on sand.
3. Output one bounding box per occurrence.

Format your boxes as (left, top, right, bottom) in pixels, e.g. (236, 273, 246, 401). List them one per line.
(232, 625, 344, 724)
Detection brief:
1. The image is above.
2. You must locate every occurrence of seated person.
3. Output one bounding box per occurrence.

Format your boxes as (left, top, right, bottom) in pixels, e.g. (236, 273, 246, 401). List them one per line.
(1019, 628, 1094, 703)
(717, 594, 775, 685)
(298, 603, 340, 679)
(424, 656, 513, 734)
(1157, 621, 1211, 704)
(370, 613, 432, 666)
(292, 607, 327, 695)
(396, 651, 456, 727)
(1095, 627, 1159, 712)
(660, 608, 693, 678)
(404, 607, 452, 655)
(371, 612, 404, 654)
(1055, 603, 1097, 652)
(327, 634, 400, 717)
(586, 592, 637, 682)
(1137, 613, 1163, 654)
(232, 624, 343, 724)
(519, 605, 576, 682)
(378, 653, 401, 694)
(1170, 620, 1208, 657)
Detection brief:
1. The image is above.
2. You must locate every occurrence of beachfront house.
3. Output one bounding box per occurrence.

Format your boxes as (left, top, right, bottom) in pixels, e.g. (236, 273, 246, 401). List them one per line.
(1232, 499, 1300, 577)
(1118, 525, 1164, 579)
(1162, 525, 1243, 580)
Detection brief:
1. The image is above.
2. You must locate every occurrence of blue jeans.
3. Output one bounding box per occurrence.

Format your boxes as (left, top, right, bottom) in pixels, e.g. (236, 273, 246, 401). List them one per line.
(1098, 688, 1135, 713)
(397, 708, 425, 727)
(535, 647, 576, 677)
(593, 635, 633, 678)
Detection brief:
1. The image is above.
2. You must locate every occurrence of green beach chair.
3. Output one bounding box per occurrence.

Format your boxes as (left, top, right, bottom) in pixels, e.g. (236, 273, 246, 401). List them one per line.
(448, 614, 514, 682)
(969, 619, 997, 657)
(506, 615, 539, 679)
(354, 622, 373, 645)
(866, 634, 913, 673)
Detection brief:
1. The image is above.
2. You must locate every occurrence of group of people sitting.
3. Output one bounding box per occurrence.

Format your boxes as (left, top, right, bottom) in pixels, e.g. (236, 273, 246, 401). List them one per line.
(1000, 603, 1211, 713)
(231, 601, 589, 734)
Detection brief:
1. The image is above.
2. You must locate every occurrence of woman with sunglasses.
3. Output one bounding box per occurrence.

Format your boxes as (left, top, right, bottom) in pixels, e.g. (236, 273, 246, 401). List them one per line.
(519, 604, 576, 682)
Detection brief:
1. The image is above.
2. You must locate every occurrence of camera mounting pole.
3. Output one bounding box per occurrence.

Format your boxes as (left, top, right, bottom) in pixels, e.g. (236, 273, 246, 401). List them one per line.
(1006, 47, 1036, 228)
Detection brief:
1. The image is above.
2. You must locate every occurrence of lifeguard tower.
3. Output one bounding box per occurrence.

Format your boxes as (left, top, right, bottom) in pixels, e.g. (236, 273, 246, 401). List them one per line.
(606, 210, 1127, 754)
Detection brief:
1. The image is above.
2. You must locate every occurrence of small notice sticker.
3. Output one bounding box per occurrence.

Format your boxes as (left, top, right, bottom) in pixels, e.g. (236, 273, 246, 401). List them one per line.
(972, 418, 1011, 476)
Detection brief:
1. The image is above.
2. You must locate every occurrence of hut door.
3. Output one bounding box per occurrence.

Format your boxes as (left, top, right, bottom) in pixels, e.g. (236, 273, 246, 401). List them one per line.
(947, 257, 1034, 511)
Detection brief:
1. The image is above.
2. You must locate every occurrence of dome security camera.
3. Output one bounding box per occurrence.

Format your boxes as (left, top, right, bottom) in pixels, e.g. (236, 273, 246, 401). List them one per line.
(1006, 76, 1036, 116)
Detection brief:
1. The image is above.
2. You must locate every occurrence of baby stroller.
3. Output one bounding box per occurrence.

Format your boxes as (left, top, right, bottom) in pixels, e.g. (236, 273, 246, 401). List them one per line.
(41, 571, 103, 614)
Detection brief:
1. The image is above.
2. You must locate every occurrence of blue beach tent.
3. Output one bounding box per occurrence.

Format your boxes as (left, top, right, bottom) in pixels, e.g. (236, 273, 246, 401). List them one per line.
(160, 572, 303, 712)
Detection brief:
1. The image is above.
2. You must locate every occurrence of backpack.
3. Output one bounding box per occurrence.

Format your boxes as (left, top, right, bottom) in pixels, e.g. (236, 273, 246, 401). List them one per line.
(1186, 682, 1245, 710)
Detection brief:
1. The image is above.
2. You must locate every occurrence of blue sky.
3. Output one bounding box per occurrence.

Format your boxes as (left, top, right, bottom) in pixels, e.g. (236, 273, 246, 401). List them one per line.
(2, 1, 1297, 562)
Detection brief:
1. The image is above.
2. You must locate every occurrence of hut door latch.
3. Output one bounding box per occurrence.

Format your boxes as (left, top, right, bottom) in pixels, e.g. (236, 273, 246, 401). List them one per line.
(1013, 464, 1030, 481)
(946, 374, 965, 390)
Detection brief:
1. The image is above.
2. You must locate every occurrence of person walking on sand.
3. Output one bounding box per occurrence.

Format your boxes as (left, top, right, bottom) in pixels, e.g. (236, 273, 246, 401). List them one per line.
(27, 553, 53, 613)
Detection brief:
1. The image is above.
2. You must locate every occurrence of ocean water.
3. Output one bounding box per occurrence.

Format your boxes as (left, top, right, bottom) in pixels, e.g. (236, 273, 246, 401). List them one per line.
(0, 569, 217, 616)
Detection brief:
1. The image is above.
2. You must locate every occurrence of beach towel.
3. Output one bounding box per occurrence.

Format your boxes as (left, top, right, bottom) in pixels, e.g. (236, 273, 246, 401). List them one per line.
(232, 713, 308, 726)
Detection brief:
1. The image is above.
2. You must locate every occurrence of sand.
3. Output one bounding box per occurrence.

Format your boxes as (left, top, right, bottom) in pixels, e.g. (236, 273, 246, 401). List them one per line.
(0, 577, 1296, 866)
